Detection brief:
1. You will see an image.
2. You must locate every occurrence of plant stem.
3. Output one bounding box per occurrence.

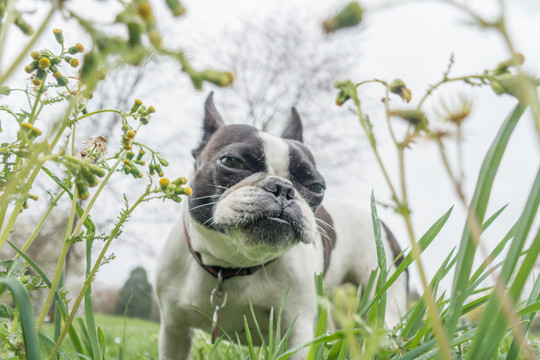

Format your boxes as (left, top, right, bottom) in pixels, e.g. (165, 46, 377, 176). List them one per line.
(35, 187, 79, 330)
(47, 191, 148, 359)
(20, 190, 65, 253)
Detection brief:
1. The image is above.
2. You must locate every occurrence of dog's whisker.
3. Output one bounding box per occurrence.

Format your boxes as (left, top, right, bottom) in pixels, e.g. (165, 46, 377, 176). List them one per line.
(190, 194, 221, 201)
(315, 217, 336, 232)
(189, 201, 220, 212)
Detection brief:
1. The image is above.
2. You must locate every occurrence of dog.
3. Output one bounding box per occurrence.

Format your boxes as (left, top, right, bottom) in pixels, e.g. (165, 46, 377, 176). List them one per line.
(155, 93, 408, 360)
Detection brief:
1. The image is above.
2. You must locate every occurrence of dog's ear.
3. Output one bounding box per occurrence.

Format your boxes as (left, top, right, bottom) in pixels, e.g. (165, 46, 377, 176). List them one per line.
(192, 92, 225, 158)
(281, 107, 303, 143)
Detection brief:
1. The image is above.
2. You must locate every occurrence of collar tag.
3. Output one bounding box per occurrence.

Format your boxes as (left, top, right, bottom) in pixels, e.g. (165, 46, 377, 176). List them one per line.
(210, 270, 227, 344)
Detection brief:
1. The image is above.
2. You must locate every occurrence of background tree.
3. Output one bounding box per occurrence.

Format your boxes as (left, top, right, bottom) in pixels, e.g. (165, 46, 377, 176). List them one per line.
(115, 266, 152, 319)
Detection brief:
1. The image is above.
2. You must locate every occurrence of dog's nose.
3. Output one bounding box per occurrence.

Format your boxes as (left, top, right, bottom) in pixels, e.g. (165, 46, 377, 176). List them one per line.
(263, 178, 296, 200)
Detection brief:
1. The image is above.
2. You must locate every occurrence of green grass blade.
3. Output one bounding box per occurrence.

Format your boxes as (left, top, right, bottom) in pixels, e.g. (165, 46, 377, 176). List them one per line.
(372, 207, 453, 301)
(307, 274, 327, 360)
(370, 192, 387, 328)
(446, 103, 526, 338)
(507, 273, 540, 360)
(248, 297, 268, 357)
(0, 275, 41, 359)
(466, 166, 540, 359)
(243, 315, 257, 360)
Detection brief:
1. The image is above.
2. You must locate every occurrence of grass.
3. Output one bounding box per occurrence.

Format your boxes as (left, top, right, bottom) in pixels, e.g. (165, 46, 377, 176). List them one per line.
(41, 314, 159, 359)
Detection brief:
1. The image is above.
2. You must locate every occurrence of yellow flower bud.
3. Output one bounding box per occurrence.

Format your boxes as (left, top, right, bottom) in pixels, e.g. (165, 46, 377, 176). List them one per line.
(32, 78, 42, 86)
(183, 187, 193, 196)
(126, 130, 136, 139)
(75, 43, 85, 53)
(38, 57, 51, 69)
(31, 51, 41, 60)
(159, 177, 170, 188)
(70, 58, 80, 68)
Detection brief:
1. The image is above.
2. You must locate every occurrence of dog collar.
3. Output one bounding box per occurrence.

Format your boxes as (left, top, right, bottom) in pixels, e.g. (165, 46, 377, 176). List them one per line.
(183, 220, 274, 280)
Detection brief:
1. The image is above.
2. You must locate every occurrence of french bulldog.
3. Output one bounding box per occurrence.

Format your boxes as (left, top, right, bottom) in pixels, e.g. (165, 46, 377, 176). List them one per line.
(155, 93, 408, 360)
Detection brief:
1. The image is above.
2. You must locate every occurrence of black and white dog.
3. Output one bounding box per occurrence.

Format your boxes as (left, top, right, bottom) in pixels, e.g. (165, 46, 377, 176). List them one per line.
(155, 93, 407, 360)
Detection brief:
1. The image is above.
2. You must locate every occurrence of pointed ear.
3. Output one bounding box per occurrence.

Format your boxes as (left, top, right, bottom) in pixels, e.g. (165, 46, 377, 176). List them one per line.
(192, 92, 225, 158)
(203, 91, 224, 136)
(281, 107, 303, 143)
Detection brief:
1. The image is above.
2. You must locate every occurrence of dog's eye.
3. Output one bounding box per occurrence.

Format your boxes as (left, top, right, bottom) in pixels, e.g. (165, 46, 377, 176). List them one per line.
(220, 156, 245, 170)
(308, 183, 325, 195)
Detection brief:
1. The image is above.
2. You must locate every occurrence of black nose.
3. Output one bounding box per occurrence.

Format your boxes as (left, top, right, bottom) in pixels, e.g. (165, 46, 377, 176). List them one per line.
(263, 178, 296, 200)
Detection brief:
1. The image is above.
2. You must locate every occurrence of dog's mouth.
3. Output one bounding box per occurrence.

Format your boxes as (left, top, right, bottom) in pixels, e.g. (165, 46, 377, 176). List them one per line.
(229, 211, 302, 246)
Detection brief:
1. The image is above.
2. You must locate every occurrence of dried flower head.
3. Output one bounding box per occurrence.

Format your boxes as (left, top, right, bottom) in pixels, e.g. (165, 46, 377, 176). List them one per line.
(83, 136, 108, 154)
(436, 94, 472, 126)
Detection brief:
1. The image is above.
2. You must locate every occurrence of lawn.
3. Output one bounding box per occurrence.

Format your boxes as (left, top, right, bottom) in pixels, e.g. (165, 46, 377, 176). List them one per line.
(42, 314, 160, 359)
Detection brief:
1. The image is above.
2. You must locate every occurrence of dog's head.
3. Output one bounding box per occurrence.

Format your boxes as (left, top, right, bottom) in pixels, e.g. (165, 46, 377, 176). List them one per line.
(188, 93, 325, 263)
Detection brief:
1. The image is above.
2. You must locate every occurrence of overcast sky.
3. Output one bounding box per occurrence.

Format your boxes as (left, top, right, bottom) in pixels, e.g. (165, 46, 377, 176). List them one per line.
(5, 0, 540, 293)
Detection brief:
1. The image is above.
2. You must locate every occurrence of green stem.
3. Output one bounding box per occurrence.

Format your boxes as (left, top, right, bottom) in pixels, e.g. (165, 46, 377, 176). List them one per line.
(20, 190, 65, 253)
(35, 187, 78, 330)
(28, 78, 47, 125)
(47, 191, 148, 359)
(0, 7, 55, 86)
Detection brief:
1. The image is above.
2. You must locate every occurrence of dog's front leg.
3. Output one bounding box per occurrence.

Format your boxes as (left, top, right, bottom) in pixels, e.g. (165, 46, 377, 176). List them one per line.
(282, 306, 316, 360)
(158, 322, 192, 360)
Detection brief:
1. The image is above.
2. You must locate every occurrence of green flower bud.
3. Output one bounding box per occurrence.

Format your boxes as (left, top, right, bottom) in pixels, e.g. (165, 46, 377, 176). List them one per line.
(148, 30, 162, 47)
(495, 53, 525, 75)
(76, 180, 90, 200)
(166, 0, 186, 17)
(172, 177, 188, 186)
(169, 194, 183, 203)
(50, 57, 61, 65)
(88, 164, 106, 177)
(130, 99, 143, 113)
(166, 184, 177, 193)
(68, 43, 85, 54)
(148, 164, 156, 175)
(136, 149, 145, 161)
(154, 164, 164, 177)
(14, 14, 34, 35)
(322, 2, 363, 34)
(389, 79, 412, 103)
(127, 20, 144, 47)
(53, 29, 64, 44)
(139, 116, 150, 125)
(56, 75, 69, 86)
(158, 158, 169, 167)
(126, 151, 135, 160)
(35, 68, 47, 80)
(133, 160, 145, 165)
(334, 80, 357, 106)
(390, 109, 428, 129)
(49, 65, 58, 73)
(201, 70, 234, 87)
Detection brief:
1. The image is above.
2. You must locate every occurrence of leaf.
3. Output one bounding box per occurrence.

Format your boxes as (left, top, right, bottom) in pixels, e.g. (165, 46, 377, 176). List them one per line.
(445, 103, 526, 338)
(0, 276, 41, 360)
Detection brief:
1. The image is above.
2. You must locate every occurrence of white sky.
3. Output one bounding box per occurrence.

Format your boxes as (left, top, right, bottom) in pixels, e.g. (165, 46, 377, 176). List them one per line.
(4, 0, 540, 294)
